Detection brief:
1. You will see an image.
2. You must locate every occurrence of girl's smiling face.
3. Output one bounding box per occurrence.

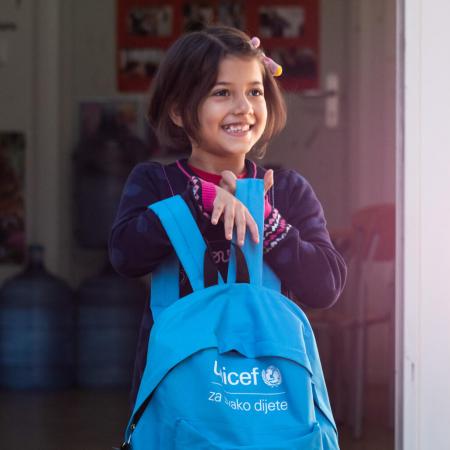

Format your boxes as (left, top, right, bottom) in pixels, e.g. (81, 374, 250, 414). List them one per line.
(190, 56, 268, 168)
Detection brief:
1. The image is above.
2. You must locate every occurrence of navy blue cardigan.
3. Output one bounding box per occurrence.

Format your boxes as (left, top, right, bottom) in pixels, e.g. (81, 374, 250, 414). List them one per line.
(109, 158, 347, 407)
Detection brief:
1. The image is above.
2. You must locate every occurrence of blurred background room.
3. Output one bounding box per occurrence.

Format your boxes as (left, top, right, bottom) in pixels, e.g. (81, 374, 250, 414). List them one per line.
(0, 1, 396, 449)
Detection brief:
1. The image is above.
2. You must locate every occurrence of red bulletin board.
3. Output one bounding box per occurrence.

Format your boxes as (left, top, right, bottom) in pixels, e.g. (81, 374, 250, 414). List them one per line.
(116, 0, 319, 92)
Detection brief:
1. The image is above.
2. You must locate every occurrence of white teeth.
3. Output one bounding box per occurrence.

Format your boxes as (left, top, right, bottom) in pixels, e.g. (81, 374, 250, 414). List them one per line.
(224, 124, 251, 132)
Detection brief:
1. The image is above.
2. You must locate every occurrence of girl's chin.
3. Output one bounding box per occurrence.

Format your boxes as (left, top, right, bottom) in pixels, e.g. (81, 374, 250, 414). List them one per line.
(218, 148, 253, 158)
(193, 147, 253, 157)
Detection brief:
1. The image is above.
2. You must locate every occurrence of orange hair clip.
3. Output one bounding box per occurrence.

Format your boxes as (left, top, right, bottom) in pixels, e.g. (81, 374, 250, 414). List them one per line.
(249, 36, 283, 77)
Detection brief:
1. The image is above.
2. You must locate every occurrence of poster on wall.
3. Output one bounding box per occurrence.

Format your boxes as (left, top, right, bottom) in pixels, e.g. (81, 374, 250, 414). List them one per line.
(0, 132, 26, 264)
(76, 98, 158, 163)
(78, 98, 147, 141)
(117, 0, 319, 92)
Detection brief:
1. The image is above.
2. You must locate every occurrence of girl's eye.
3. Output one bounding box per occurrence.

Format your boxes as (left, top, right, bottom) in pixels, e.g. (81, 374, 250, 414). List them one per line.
(250, 88, 264, 96)
(213, 89, 229, 97)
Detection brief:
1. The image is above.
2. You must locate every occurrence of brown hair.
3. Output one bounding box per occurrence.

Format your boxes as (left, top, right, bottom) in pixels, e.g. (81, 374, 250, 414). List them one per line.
(147, 26, 287, 157)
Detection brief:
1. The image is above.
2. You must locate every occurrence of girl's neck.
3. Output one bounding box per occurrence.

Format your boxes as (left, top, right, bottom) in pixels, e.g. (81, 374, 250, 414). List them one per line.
(187, 163, 247, 184)
(187, 153, 246, 177)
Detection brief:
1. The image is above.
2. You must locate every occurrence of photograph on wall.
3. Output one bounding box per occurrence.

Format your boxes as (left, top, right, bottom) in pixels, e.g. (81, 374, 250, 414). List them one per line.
(117, 0, 319, 91)
(258, 5, 305, 38)
(183, 1, 215, 32)
(252, 0, 319, 89)
(266, 46, 317, 78)
(117, 0, 180, 91)
(218, 0, 245, 29)
(119, 48, 165, 79)
(78, 98, 150, 143)
(126, 5, 173, 37)
(0, 132, 26, 264)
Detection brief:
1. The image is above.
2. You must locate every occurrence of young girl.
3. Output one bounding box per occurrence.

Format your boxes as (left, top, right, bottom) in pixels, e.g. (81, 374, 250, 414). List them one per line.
(109, 26, 347, 410)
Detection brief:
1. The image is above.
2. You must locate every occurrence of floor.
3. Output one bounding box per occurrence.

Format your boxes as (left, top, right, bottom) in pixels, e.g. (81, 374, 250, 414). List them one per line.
(338, 383, 395, 449)
(1, 386, 394, 450)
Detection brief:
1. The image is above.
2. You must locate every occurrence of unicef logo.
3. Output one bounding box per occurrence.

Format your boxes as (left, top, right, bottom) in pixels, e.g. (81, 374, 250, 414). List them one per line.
(262, 365, 282, 387)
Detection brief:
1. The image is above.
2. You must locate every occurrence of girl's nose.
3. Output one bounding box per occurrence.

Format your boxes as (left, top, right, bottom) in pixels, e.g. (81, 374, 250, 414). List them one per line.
(233, 94, 252, 115)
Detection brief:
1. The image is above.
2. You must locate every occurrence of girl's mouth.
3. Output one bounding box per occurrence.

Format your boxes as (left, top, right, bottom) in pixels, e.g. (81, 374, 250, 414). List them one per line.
(222, 124, 254, 135)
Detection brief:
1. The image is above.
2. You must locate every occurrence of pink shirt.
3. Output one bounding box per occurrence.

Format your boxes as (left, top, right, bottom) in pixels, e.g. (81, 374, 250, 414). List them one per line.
(187, 164, 272, 219)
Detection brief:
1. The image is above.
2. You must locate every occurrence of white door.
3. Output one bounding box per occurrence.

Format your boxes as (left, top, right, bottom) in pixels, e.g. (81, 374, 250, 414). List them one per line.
(399, 0, 450, 448)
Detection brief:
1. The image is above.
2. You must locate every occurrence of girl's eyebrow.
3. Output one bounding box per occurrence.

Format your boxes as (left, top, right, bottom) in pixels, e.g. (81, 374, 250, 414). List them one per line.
(214, 81, 263, 86)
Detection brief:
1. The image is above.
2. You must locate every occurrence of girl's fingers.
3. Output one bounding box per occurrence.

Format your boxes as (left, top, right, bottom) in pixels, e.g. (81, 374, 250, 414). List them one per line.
(245, 210, 260, 244)
(220, 170, 237, 194)
(211, 202, 225, 225)
(264, 169, 274, 195)
(223, 205, 235, 240)
(213, 187, 259, 245)
(235, 205, 247, 246)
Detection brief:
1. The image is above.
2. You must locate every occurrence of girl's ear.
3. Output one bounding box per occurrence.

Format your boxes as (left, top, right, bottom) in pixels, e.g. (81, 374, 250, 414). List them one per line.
(169, 106, 183, 128)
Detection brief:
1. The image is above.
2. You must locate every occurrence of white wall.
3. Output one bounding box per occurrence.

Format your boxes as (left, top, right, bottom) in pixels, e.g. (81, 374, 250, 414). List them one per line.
(348, 0, 396, 210)
(401, 0, 450, 448)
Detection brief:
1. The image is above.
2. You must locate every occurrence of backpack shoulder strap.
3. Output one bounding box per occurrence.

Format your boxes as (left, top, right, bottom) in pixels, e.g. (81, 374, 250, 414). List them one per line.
(149, 254, 179, 320)
(150, 182, 280, 303)
(231, 179, 264, 285)
(231, 179, 281, 291)
(149, 195, 207, 292)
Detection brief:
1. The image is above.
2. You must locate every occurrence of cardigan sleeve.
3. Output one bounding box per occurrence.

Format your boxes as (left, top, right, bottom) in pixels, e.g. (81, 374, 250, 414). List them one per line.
(264, 170, 347, 309)
(108, 162, 194, 277)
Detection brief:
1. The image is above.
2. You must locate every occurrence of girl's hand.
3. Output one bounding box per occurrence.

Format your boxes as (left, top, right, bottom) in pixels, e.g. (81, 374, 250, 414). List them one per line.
(212, 169, 274, 245)
(219, 170, 238, 194)
(219, 169, 274, 195)
(211, 185, 259, 246)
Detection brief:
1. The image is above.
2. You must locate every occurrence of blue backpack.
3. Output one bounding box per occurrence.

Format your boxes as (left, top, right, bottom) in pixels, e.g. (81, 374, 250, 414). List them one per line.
(121, 179, 339, 449)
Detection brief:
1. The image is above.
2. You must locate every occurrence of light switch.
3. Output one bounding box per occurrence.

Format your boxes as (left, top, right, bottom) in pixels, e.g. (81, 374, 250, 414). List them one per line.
(325, 73, 339, 129)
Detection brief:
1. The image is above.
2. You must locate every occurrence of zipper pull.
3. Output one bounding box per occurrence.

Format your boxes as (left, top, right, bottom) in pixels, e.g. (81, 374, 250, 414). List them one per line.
(119, 423, 134, 449)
